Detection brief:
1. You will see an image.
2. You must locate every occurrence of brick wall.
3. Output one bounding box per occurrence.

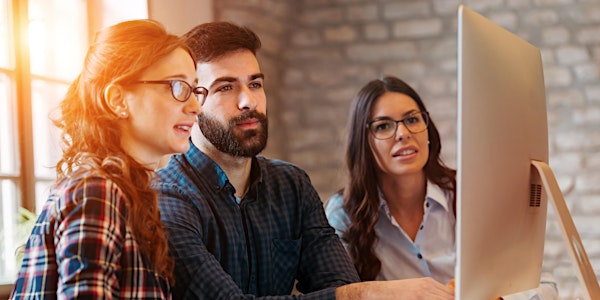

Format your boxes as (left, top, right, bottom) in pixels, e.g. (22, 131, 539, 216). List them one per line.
(214, 0, 600, 298)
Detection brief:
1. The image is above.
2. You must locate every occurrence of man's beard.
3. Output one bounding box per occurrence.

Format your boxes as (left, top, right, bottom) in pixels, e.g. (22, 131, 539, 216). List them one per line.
(197, 110, 268, 157)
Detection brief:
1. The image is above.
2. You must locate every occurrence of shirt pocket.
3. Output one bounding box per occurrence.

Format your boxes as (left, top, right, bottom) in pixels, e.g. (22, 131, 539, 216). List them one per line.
(271, 238, 301, 294)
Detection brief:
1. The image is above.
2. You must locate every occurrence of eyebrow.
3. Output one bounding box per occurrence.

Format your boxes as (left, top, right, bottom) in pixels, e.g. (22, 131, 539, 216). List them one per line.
(208, 73, 265, 90)
(160, 73, 198, 84)
(371, 109, 420, 121)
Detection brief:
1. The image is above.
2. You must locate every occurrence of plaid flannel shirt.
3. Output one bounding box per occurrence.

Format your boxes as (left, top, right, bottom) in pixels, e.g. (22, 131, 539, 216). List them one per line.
(156, 142, 359, 299)
(10, 173, 170, 299)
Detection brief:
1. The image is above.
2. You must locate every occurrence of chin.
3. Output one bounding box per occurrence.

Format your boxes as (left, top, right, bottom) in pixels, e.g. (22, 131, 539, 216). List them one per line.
(170, 142, 191, 155)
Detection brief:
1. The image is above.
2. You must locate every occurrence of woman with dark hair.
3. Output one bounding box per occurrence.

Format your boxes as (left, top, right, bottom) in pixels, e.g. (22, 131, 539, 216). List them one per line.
(325, 76, 557, 300)
(10, 19, 206, 299)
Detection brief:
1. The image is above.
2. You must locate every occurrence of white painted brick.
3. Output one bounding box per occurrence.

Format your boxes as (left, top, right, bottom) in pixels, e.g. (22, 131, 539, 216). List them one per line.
(577, 26, 600, 44)
(547, 89, 585, 108)
(523, 9, 560, 27)
(392, 18, 443, 38)
(382, 2, 431, 20)
(542, 26, 570, 46)
(346, 41, 418, 62)
(585, 85, 600, 103)
(555, 46, 590, 65)
(543, 66, 573, 86)
(549, 152, 584, 173)
(573, 64, 599, 82)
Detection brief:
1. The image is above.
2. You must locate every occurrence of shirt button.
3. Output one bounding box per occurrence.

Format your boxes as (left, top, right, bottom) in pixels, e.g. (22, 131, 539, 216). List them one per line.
(420, 225, 424, 230)
(426, 202, 430, 208)
(417, 253, 423, 259)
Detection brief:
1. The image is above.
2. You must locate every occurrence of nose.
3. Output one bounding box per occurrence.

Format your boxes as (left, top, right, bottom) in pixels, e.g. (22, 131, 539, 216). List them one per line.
(238, 85, 258, 111)
(395, 122, 411, 141)
(184, 94, 202, 116)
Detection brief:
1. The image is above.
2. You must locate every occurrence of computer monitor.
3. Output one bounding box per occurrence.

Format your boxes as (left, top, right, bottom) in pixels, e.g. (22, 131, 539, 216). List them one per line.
(456, 5, 600, 300)
(455, 5, 549, 299)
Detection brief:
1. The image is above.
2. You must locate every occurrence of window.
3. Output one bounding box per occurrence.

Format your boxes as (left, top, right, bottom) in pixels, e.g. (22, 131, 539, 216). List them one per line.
(0, 0, 88, 287)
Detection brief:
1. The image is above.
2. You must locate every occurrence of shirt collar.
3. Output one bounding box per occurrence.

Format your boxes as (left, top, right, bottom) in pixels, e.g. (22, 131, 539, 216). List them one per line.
(181, 140, 263, 193)
(378, 180, 451, 213)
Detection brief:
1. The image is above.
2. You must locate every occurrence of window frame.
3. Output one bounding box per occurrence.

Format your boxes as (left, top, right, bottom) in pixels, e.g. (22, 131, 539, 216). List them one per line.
(0, 0, 87, 292)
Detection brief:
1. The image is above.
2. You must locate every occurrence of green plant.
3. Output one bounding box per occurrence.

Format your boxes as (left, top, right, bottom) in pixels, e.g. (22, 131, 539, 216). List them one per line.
(14, 207, 37, 268)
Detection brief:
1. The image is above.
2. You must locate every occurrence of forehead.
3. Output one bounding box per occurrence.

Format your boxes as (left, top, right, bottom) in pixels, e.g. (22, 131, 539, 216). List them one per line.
(139, 47, 196, 80)
(196, 49, 261, 85)
(370, 92, 420, 118)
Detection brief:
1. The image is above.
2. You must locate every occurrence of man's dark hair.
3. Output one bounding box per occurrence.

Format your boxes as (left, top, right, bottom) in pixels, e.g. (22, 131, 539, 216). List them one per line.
(182, 21, 262, 63)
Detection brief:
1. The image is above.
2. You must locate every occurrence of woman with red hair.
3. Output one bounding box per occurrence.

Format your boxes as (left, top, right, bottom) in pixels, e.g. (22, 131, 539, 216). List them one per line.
(10, 19, 206, 299)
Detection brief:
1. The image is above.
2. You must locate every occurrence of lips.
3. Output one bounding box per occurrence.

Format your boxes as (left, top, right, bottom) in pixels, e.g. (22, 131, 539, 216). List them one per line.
(393, 147, 418, 157)
(174, 122, 194, 133)
(237, 118, 259, 127)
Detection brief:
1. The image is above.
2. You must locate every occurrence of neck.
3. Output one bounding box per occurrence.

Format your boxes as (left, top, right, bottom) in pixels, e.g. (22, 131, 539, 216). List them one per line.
(121, 145, 160, 171)
(379, 171, 427, 241)
(379, 171, 427, 212)
(192, 131, 252, 199)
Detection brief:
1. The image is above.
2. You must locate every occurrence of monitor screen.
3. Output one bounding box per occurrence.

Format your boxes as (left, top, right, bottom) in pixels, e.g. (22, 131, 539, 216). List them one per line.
(455, 5, 549, 299)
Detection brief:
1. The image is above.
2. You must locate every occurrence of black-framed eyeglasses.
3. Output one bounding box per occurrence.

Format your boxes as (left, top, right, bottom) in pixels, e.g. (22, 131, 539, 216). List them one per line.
(134, 80, 208, 105)
(366, 111, 429, 140)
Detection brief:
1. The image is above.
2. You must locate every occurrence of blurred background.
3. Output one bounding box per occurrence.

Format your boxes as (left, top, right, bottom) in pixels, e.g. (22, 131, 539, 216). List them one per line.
(1, 0, 599, 299)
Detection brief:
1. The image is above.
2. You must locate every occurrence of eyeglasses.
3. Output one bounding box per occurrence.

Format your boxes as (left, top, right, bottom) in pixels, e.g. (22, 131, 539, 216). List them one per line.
(134, 80, 208, 105)
(366, 111, 429, 140)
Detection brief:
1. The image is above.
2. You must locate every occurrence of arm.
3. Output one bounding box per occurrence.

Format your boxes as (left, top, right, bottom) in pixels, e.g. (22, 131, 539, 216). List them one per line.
(336, 278, 455, 300)
(55, 177, 126, 299)
(500, 272, 558, 300)
(294, 172, 360, 294)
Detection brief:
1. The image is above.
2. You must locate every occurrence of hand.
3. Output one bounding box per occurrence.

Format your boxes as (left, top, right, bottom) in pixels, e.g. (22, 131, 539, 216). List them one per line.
(447, 278, 455, 290)
(336, 277, 454, 300)
(447, 278, 502, 300)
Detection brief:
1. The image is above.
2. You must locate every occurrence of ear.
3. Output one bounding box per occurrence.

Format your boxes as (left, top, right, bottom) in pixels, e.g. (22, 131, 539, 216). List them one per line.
(104, 83, 129, 118)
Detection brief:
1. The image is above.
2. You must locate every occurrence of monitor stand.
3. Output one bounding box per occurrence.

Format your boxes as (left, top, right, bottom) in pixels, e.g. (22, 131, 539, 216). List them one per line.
(531, 160, 600, 300)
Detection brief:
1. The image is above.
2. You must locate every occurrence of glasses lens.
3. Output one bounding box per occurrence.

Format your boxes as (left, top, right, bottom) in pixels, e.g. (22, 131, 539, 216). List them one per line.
(405, 112, 428, 133)
(370, 119, 397, 139)
(170, 80, 190, 102)
(194, 87, 207, 105)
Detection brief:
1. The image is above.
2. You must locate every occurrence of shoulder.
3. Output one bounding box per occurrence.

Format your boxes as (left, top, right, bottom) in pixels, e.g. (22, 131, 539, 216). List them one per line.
(155, 154, 200, 198)
(324, 193, 350, 235)
(256, 156, 311, 182)
(324, 192, 344, 212)
(59, 172, 123, 200)
(156, 154, 187, 183)
(253, 156, 325, 210)
(56, 172, 128, 214)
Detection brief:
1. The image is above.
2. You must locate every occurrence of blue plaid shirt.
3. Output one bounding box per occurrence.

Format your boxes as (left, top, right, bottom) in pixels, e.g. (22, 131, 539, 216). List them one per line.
(156, 142, 359, 299)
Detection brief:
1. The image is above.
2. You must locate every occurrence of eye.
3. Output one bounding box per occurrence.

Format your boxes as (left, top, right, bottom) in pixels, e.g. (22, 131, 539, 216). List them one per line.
(216, 84, 233, 92)
(249, 81, 262, 89)
(404, 116, 420, 124)
(171, 80, 185, 96)
(371, 120, 394, 132)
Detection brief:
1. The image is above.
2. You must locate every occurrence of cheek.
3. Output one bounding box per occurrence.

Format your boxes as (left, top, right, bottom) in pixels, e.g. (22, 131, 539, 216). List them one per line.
(256, 92, 267, 109)
(203, 99, 231, 115)
(369, 139, 390, 169)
